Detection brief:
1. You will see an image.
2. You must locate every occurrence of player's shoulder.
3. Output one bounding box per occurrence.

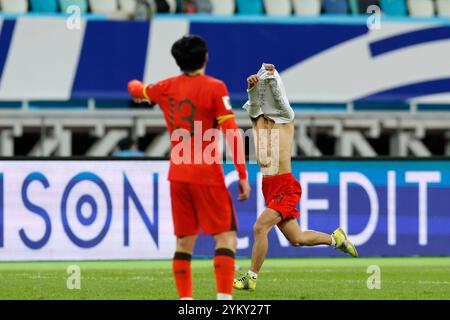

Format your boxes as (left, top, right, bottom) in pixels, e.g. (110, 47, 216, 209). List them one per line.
(158, 75, 182, 85)
(203, 75, 227, 87)
(151, 75, 183, 91)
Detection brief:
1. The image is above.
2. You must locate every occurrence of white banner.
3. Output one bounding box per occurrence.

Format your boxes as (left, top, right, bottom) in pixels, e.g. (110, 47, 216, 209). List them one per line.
(0, 161, 175, 261)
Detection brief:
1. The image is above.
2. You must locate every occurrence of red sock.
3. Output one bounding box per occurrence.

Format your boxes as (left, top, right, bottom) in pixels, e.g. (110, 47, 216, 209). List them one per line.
(173, 252, 192, 299)
(213, 248, 235, 296)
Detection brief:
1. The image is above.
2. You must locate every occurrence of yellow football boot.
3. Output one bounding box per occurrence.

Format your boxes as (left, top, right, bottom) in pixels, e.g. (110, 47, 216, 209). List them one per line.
(332, 227, 359, 257)
(233, 273, 257, 291)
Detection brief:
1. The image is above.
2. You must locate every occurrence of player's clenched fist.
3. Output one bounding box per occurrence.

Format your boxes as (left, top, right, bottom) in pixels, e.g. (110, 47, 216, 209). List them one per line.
(247, 64, 276, 90)
(247, 75, 259, 89)
(263, 63, 275, 75)
(128, 79, 146, 102)
(238, 179, 251, 201)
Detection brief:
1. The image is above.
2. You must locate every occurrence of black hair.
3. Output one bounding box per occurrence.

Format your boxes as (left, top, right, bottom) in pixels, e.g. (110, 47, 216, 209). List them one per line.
(171, 35, 208, 73)
(118, 137, 137, 151)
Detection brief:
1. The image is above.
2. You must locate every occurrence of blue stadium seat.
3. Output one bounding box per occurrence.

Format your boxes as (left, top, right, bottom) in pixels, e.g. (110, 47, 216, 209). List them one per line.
(380, 0, 407, 16)
(60, 0, 88, 14)
(236, 0, 264, 15)
(323, 0, 349, 14)
(348, 0, 358, 14)
(30, 0, 59, 12)
(350, 0, 380, 14)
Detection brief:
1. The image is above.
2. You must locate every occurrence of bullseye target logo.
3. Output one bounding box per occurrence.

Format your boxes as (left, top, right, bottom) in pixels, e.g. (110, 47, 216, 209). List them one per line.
(61, 172, 113, 248)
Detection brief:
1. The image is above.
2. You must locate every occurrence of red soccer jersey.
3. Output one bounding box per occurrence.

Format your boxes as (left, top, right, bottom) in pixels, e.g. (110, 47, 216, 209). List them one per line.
(141, 74, 243, 186)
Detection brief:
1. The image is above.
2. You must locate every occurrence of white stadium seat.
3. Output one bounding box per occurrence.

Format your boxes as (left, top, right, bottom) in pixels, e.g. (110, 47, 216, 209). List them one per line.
(293, 0, 321, 16)
(264, 0, 292, 16)
(166, 0, 177, 13)
(119, 0, 136, 15)
(407, 0, 435, 17)
(89, 0, 119, 14)
(437, 0, 450, 17)
(0, 0, 29, 13)
(211, 0, 235, 15)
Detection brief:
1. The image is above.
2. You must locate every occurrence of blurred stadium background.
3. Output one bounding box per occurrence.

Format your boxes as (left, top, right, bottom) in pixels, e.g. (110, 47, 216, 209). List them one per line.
(0, 0, 450, 300)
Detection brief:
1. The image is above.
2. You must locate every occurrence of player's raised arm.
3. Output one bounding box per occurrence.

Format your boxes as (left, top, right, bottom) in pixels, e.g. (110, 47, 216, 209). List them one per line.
(215, 83, 251, 201)
(128, 80, 149, 103)
(219, 117, 251, 201)
(243, 74, 263, 119)
(128, 79, 163, 105)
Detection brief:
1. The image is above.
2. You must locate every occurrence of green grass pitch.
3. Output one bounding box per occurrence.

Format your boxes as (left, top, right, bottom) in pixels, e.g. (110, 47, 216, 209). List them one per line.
(0, 257, 449, 300)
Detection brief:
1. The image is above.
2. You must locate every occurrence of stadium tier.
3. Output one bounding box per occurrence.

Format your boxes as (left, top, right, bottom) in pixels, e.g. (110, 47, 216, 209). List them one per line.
(1, 0, 450, 17)
(0, 13, 450, 156)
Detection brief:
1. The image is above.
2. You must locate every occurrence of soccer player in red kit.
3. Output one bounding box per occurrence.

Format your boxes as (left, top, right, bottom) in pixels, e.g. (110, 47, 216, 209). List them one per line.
(128, 35, 251, 300)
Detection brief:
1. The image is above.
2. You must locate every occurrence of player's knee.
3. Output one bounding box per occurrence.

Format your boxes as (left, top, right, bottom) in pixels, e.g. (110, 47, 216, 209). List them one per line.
(253, 222, 269, 236)
(214, 232, 237, 250)
(176, 236, 197, 252)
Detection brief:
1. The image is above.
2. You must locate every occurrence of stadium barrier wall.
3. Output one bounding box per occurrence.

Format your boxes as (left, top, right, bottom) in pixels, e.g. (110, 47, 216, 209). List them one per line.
(0, 159, 449, 261)
(1, 16, 450, 104)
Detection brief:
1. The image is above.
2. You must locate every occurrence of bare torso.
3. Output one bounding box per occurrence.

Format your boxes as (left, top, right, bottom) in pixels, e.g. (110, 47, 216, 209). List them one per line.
(252, 115, 294, 176)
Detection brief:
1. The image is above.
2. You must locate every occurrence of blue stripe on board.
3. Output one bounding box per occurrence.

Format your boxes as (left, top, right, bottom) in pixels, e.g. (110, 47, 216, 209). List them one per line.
(71, 20, 150, 100)
(353, 101, 410, 111)
(0, 19, 16, 83)
(417, 104, 450, 111)
(355, 78, 450, 102)
(370, 26, 450, 57)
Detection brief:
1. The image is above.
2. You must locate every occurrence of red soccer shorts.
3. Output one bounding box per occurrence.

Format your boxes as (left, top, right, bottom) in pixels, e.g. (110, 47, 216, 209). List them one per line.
(170, 181, 238, 237)
(262, 173, 302, 227)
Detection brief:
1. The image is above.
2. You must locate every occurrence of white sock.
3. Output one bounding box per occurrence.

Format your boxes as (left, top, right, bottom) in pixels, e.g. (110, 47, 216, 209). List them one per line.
(247, 270, 258, 280)
(217, 293, 232, 300)
(180, 297, 193, 300)
(330, 235, 337, 248)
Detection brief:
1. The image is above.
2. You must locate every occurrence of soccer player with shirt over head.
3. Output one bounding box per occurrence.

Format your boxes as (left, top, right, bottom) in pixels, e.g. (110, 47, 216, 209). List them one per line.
(128, 35, 251, 300)
(233, 64, 358, 292)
